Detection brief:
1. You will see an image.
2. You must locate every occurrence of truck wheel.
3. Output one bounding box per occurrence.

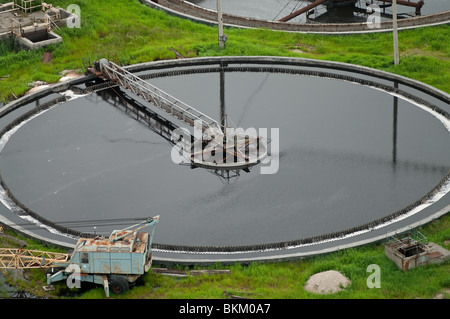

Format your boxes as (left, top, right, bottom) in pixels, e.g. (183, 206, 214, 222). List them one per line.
(109, 275, 129, 295)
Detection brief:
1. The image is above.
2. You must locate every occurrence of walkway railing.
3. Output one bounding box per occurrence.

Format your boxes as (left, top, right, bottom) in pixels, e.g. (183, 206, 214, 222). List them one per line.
(98, 59, 221, 133)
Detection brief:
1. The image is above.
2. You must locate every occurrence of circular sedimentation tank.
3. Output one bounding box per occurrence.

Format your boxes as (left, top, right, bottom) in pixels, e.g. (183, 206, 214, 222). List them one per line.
(142, 0, 450, 33)
(0, 57, 449, 264)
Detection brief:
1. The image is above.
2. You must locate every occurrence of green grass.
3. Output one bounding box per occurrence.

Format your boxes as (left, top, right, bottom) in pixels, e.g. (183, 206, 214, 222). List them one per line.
(1, 0, 450, 102)
(0, 226, 70, 298)
(17, 214, 446, 299)
(0, 0, 449, 300)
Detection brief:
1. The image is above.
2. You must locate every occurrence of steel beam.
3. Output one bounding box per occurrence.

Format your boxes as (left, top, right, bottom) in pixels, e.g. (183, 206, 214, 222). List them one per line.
(279, 0, 327, 22)
(97, 60, 220, 133)
(0, 248, 69, 269)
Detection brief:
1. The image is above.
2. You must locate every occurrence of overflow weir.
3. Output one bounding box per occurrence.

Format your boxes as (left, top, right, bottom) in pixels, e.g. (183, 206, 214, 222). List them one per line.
(0, 56, 449, 265)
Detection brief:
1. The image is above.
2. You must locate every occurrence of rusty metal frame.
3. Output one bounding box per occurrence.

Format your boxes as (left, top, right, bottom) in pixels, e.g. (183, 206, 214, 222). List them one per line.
(13, 0, 42, 14)
(0, 248, 69, 269)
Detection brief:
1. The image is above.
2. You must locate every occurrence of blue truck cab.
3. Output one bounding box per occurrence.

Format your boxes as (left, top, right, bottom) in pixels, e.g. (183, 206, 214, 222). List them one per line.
(47, 216, 159, 297)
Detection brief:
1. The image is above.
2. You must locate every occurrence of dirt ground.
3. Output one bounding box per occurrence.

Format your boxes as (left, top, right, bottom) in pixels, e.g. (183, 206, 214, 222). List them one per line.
(304, 270, 351, 294)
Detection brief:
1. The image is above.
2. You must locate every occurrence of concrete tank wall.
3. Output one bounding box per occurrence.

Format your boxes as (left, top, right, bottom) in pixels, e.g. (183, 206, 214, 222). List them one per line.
(143, 0, 450, 34)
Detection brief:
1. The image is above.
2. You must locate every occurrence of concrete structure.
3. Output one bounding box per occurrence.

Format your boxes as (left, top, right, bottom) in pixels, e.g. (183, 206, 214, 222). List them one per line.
(142, 0, 450, 34)
(0, 56, 449, 265)
(385, 237, 450, 271)
(0, 1, 71, 47)
(16, 27, 62, 49)
(87, 59, 268, 172)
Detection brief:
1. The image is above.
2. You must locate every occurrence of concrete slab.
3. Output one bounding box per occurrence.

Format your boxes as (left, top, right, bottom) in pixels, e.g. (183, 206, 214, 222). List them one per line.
(0, 9, 48, 34)
(385, 239, 450, 271)
(17, 30, 62, 49)
(0, 3, 72, 40)
(425, 242, 450, 262)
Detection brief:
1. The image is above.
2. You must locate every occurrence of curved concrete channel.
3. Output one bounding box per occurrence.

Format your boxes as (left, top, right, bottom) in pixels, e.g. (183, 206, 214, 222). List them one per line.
(0, 56, 449, 265)
(141, 0, 450, 34)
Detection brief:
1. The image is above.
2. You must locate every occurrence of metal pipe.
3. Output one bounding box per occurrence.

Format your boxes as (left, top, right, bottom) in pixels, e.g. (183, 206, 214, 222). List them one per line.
(393, 0, 399, 65)
(392, 82, 398, 164)
(279, 0, 327, 22)
(217, 0, 224, 49)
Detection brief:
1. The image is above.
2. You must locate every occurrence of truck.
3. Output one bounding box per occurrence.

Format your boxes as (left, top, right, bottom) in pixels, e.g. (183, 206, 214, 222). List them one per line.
(46, 215, 160, 297)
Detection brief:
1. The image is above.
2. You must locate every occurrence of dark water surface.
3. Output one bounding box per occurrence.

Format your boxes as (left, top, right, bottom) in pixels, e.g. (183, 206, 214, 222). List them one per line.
(0, 69, 449, 247)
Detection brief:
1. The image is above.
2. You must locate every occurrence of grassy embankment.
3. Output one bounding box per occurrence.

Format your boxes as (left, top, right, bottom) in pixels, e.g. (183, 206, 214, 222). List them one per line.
(0, 0, 449, 299)
(1, 214, 448, 299)
(83, 216, 450, 299)
(1, 0, 450, 102)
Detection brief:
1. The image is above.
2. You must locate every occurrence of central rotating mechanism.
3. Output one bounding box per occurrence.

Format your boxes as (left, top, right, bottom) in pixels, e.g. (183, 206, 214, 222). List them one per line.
(86, 59, 268, 176)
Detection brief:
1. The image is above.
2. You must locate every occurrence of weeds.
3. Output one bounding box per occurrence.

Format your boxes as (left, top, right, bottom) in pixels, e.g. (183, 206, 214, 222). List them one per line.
(0, 0, 448, 299)
(1, 1, 450, 102)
